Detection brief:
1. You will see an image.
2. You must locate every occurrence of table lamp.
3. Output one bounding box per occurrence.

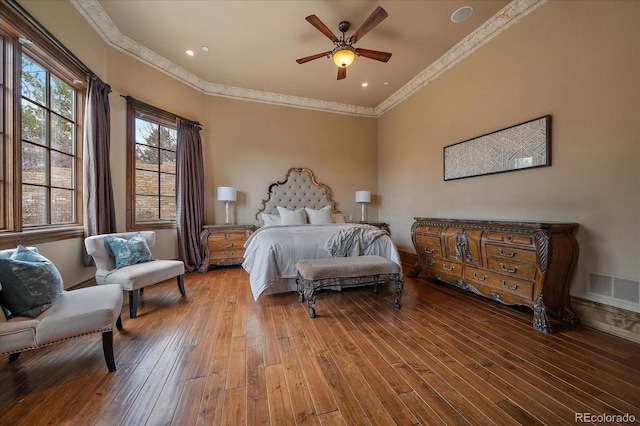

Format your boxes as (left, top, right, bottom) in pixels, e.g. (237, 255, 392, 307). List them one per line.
(217, 186, 237, 224)
(355, 190, 371, 223)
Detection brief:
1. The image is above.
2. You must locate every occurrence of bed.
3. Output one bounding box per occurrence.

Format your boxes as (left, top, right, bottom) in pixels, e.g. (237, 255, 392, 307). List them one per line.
(242, 167, 401, 301)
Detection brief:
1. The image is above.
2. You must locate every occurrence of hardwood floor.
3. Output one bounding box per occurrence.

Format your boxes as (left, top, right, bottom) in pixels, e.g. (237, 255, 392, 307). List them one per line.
(1, 266, 639, 425)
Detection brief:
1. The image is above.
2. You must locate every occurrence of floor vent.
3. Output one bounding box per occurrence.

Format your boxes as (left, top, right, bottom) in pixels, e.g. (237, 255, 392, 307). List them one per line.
(588, 272, 640, 306)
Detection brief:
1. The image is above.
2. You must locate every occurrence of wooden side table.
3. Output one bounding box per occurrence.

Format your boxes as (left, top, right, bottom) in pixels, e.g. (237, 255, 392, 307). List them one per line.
(199, 224, 256, 272)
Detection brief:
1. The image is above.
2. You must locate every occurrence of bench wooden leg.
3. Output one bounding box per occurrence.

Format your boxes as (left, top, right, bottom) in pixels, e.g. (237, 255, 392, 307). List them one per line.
(392, 274, 403, 309)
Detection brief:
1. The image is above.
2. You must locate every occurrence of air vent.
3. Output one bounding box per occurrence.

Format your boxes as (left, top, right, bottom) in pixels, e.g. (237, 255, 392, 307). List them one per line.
(589, 272, 640, 306)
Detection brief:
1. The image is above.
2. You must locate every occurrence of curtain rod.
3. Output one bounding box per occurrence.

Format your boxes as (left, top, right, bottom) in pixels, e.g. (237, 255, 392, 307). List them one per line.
(7, 0, 94, 76)
(121, 95, 202, 127)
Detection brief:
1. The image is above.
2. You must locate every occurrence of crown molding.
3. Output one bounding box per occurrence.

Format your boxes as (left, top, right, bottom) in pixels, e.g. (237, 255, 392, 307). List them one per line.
(71, 0, 546, 118)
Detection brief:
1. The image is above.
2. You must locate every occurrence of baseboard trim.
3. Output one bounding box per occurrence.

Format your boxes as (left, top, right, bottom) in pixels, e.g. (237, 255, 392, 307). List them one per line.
(571, 296, 640, 343)
(398, 250, 639, 343)
(67, 277, 97, 291)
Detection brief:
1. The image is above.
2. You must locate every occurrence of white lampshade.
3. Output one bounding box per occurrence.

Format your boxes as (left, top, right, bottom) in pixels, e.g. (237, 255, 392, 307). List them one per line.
(355, 191, 371, 203)
(217, 186, 237, 202)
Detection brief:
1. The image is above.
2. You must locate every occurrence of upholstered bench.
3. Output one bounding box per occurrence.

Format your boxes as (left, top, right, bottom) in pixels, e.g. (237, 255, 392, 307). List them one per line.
(296, 255, 403, 318)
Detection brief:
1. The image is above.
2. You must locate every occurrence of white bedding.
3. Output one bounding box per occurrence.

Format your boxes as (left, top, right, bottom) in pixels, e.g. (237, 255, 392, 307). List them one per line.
(242, 223, 402, 301)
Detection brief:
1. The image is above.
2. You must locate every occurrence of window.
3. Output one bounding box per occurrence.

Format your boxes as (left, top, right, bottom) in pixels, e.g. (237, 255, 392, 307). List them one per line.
(21, 54, 77, 226)
(126, 98, 177, 230)
(0, 2, 86, 248)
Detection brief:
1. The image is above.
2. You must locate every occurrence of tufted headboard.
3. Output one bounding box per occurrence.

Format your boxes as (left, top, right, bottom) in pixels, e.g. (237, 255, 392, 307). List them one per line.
(255, 168, 339, 225)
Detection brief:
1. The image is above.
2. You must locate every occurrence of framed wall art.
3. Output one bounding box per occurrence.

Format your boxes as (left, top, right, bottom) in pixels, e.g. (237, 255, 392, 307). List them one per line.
(443, 115, 551, 181)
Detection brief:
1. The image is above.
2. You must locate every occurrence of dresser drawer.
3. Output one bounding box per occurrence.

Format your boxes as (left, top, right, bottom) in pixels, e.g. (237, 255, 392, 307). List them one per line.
(464, 266, 534, 302)
(415, 225, 442, 235)
(206, 233, 246, 250)
(485, 231, 535, 247)
(429, 259, 463, 279)
(210, 249, 246, 263)
(414, 233, 441, 247)
(486, 258, 536, 281)
(416, 243, 443, 258)
(485, 244, 537, 264)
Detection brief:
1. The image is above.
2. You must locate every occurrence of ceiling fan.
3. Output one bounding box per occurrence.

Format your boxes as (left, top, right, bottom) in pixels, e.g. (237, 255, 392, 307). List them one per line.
(296, 6, 392, 80)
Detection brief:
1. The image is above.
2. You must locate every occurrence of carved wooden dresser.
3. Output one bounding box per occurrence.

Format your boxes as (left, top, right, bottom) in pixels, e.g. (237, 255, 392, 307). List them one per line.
(199, 224, 256, 272)
(409, 218, 579, 333)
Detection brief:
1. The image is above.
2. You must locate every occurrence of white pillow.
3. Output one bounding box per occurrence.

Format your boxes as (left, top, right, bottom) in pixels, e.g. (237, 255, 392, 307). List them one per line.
(331, 213, 346, 223)
(261, 213, 281, 227)
(305, 206, 332, 224)
(277, 207, 307, 225)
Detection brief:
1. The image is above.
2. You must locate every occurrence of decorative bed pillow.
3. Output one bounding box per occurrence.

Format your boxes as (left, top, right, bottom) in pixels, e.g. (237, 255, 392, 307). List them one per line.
(277, 207, 307, 225)
(0, 245, 63, 318)
(261, 213, 282, 227)
(331, 213, 347, 223)
(305, 206, 332, 224)
(106, 232, 155, 269)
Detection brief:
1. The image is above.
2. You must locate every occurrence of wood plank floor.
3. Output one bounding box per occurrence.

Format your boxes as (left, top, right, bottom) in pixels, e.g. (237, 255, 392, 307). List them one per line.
(1, 266, 639, 425)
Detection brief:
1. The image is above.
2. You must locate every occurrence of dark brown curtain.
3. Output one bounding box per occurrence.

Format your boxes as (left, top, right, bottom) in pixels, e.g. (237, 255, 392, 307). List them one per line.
(83, 74, 116, 266)
(176, 119, 205, 272)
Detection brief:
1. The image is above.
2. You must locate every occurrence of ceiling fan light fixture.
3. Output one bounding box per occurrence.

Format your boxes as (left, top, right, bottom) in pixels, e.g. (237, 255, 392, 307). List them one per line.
(332, 46, 355, 68)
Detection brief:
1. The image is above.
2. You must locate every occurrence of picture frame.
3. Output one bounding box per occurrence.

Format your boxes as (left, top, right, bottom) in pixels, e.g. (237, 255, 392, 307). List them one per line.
(443, 115, 551, 181)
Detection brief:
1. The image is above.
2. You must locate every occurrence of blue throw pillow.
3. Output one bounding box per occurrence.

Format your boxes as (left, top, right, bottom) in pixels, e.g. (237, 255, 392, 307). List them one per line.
(0, 245, 64, 318)
(106, 232, 155, 269)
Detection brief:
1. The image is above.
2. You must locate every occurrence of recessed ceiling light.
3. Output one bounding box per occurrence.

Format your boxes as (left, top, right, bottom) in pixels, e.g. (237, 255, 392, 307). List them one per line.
(383, 81, 389, 86)
(362, 82, 368, 87)
(186, 50, 194, 56)
(202, 46, 209, 52)
(451, 6, 473, 23)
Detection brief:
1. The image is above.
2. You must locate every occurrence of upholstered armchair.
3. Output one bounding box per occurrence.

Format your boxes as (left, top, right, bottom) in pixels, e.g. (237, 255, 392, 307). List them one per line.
(0, 247, 123, 372)
(84, 231, 185, 319)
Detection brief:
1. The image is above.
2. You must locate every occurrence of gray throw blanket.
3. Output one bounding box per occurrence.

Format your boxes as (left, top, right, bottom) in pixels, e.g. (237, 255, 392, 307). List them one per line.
(323, 225, 388, 257)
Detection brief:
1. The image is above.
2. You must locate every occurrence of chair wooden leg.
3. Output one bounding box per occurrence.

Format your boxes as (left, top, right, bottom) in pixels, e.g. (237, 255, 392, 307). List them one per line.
(102, 330, 116, 372)
(9, 352, 20, 362)
(177, 275, 186, 296)
(116, 315, 123, 331)
(129, 290, 139, 319)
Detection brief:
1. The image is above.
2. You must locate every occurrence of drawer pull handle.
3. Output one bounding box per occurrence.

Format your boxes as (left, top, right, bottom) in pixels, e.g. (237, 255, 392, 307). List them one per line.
(473, 272, 487, 281)
(499, 248, 516, 258)
(223, 252, 234, 257)
(500, 263, 519, 273)
(442, 264, 455, 272)
(501, 280, 519, 290)
(424, 248, 434, 254)
(223, 243, 234, 248)
(225, 233, 232, 238)
(425, 260, 435, 266)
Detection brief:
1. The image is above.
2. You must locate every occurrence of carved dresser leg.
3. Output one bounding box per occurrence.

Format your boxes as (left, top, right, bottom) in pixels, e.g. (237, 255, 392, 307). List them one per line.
(533, 293, 554, 334)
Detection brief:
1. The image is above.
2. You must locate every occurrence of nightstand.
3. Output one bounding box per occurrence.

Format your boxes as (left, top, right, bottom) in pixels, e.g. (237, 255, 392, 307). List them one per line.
(199, 224, 256, 272)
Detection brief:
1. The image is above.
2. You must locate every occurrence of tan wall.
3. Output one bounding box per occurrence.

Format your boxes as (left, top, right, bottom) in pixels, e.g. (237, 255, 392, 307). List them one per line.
(378, 1, 640, 311)
(202, 97, 377, 226)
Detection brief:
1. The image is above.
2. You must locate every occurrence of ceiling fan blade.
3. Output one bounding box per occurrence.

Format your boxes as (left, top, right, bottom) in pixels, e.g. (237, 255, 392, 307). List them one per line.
(337, 66, 347, 80)
(350, 6, 388, 43)
(296, 51, 331, 64)
(305, 15, 339, 42)
(356, 48, 392, 63)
